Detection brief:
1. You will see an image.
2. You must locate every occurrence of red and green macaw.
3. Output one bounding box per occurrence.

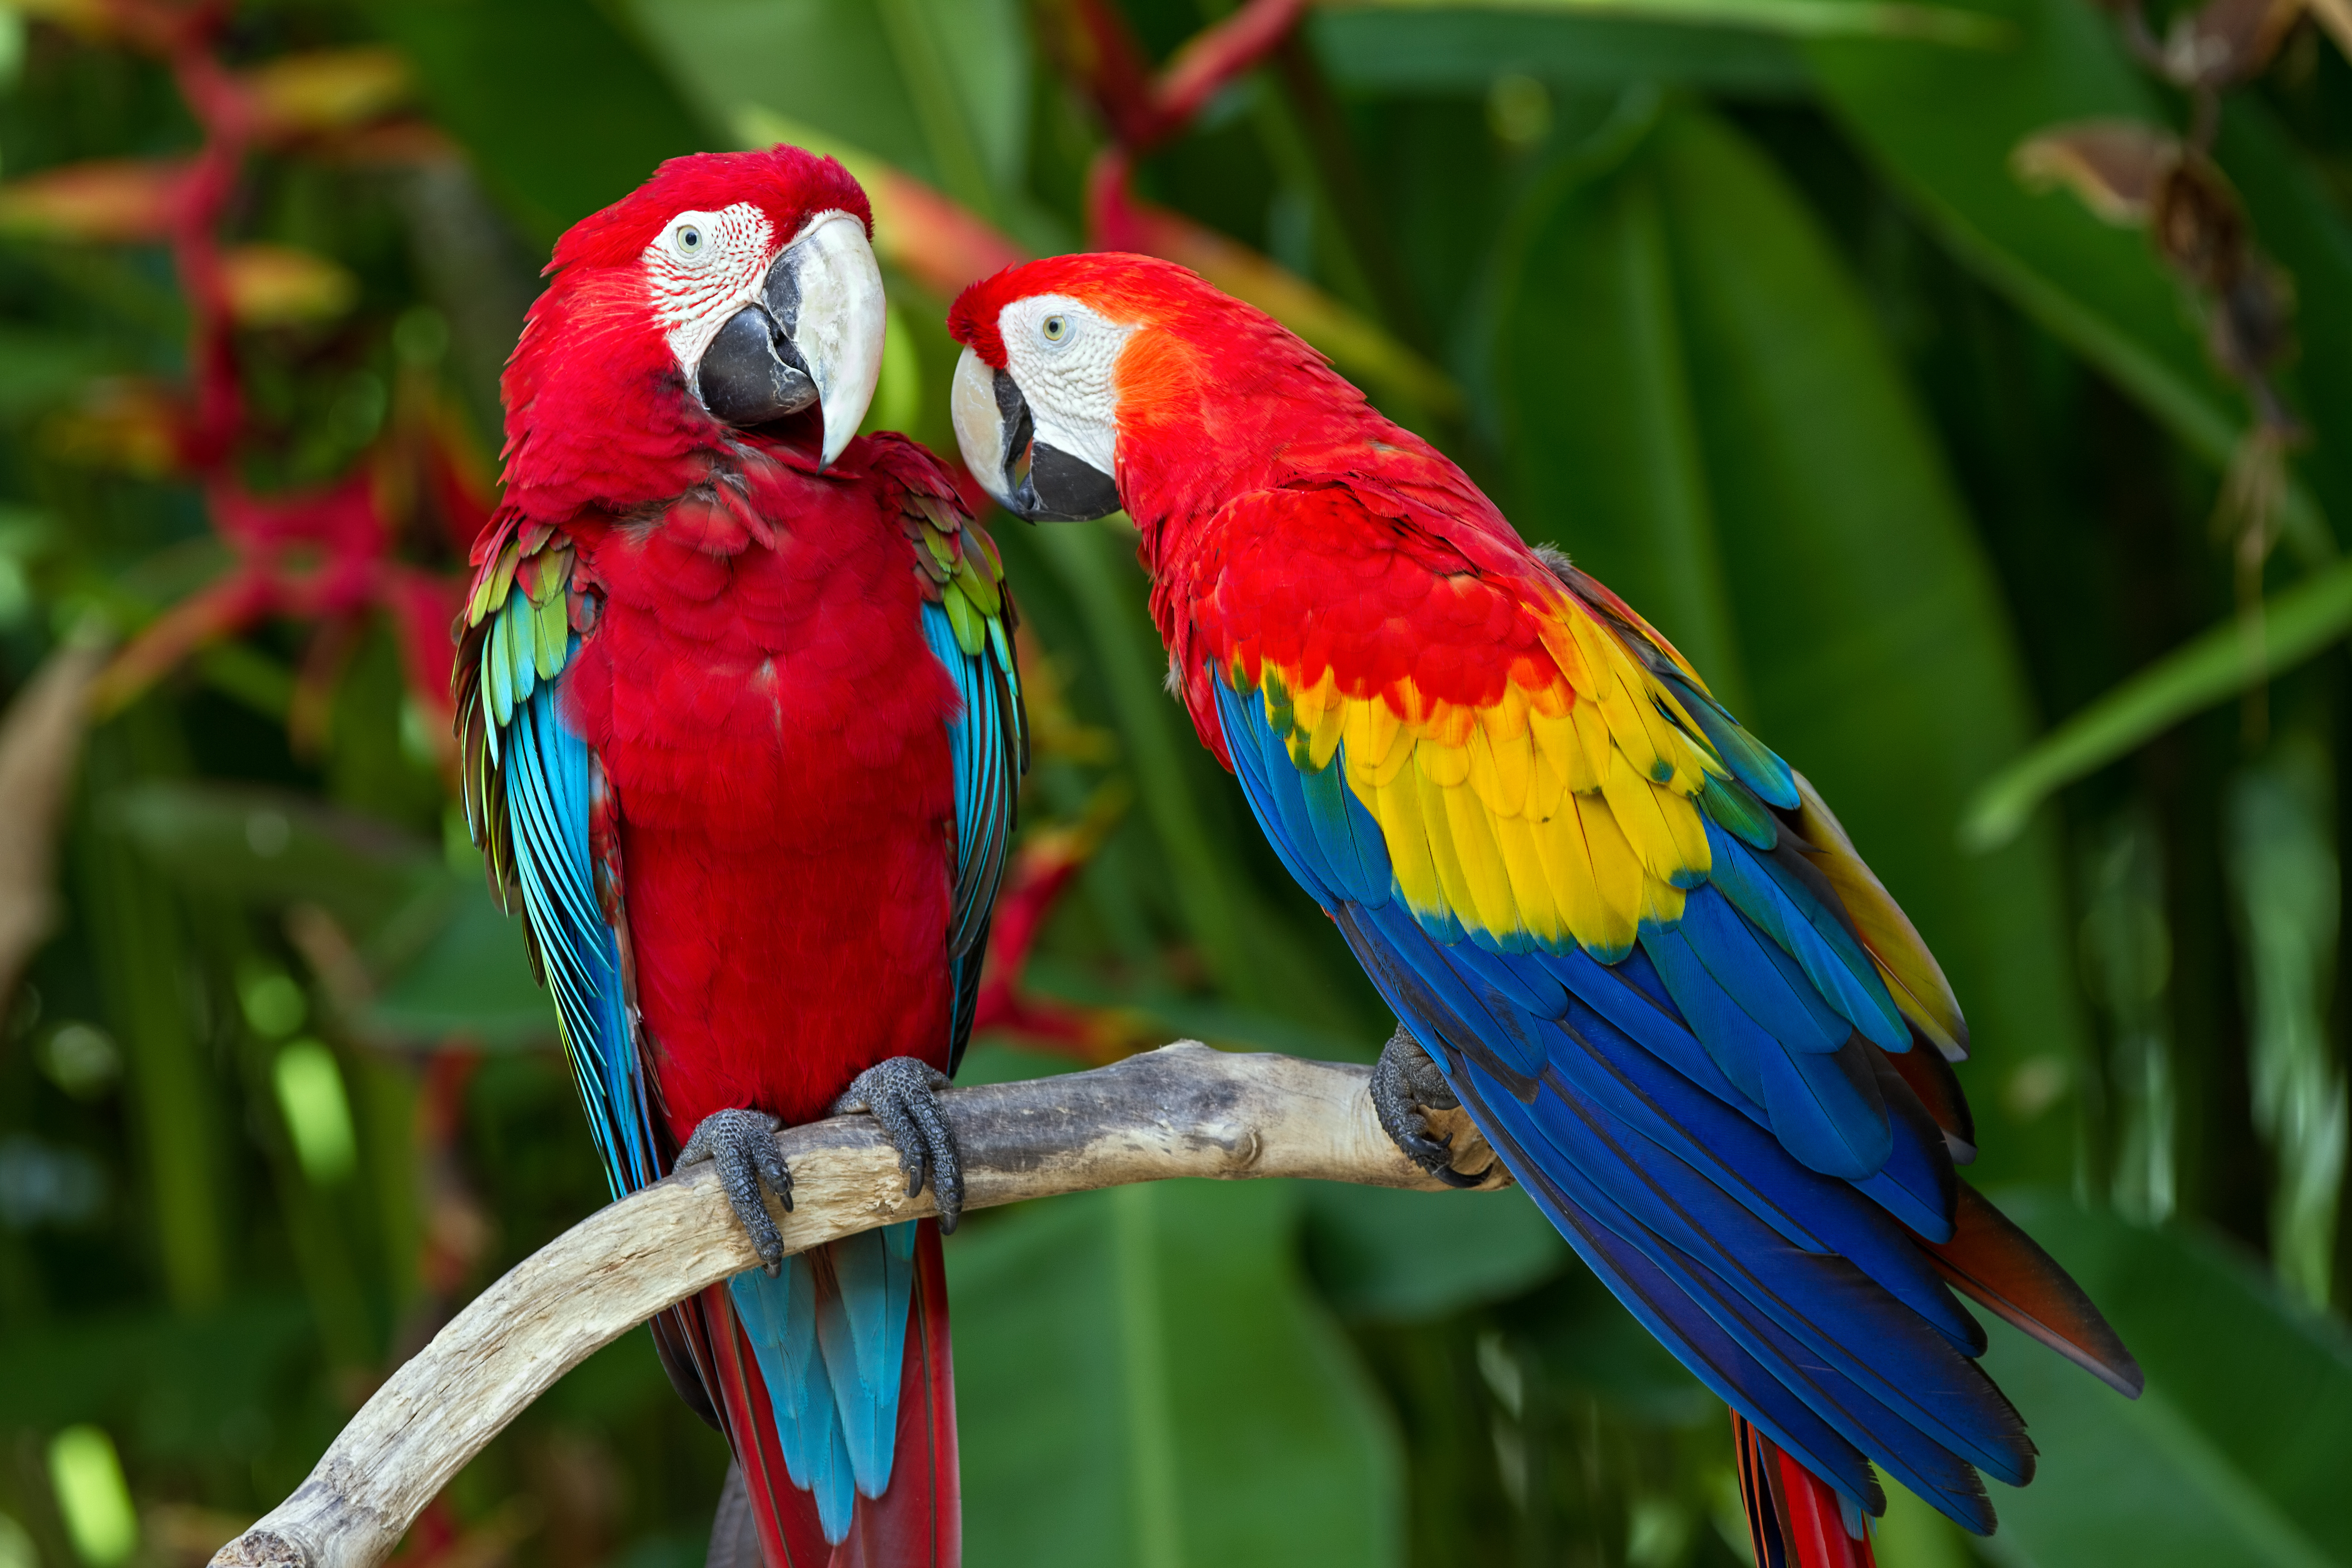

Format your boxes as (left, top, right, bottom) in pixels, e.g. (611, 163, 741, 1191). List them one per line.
(946, 255, 2137, 1567)
(458, 146, 1023, 1568)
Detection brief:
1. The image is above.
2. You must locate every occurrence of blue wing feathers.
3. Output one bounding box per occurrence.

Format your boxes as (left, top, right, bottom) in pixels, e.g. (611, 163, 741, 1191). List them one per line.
(1464, 1061, 2010, 1523)
(1215, 666, 2011, 1532)
(1706, 819, 1908, 1051)
(497, 669, 652, 1197)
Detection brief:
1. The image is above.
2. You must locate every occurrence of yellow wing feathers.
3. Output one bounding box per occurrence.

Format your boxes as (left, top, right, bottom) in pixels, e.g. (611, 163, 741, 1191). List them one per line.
(1263, 597, 1725, 960)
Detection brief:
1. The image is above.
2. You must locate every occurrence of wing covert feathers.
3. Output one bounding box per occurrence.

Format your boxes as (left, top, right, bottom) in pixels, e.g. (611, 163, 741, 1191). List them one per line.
(1196, 482, 2133, 1543)
(455, 514, 658, 1199)
(888, 441, 1027, 1073)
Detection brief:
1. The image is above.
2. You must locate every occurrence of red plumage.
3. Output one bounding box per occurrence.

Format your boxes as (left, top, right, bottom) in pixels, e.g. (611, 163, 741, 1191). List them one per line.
(555, 439, 960, 1134)
(950, 252, 2141, 1568)
(468, 147, 989, 1567)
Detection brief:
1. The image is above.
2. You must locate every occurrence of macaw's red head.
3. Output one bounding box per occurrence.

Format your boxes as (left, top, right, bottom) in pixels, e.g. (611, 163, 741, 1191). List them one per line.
(946, 253, 1363, 528)
(501, 145, 885, 511)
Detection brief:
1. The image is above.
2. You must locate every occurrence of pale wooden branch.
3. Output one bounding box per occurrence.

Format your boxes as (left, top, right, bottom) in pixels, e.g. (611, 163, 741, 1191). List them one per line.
(209, 1043, 1502, 1568)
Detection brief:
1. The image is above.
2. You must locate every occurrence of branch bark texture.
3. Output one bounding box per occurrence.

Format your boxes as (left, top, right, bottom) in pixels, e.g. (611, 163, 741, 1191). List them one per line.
(209, 1044, 1502, 1568)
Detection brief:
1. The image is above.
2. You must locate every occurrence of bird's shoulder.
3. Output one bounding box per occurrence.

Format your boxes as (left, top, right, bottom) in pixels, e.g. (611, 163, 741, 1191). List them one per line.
(848, 431, 1017, 652)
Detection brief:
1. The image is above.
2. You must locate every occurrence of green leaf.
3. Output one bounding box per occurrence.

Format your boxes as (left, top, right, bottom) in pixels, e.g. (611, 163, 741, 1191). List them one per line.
(103, 780, 550, 1045)
(1024, 519, 1274, 1009)
(103, 781, 439, 935)
(1960, 558, 2352, 849)
(2218, 99, 2352, 532)
(1978, 1188, 2352, 1565)
(0, 327, 101, 417)
(0, 1299, 310, 1454)
(1301, 1182, 1568, 1323)
(1494, 105, 2090, 1178)
(948, 1180, 1403, 1568)
(373, 0, 713, 241)
(1311, 9, 1812, 94)
(1489, 108, 1750, 713)
(1959, 99, 2352, 846)
(358, 885, 553, 1050)
(1341, 0, 2013, 47)
(621, 0, 1029, 205)
(1807, 0, 2331, 557)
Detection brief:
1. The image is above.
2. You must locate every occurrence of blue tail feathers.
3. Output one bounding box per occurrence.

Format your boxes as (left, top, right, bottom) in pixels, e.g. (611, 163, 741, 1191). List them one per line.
(729, 1222, 921, 1545)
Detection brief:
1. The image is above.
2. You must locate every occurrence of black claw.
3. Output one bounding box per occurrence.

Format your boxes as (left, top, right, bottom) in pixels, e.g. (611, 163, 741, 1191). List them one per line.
(1371, 1026, 1476, 1184)
(831, 1057, 963, 1233)
(679, 1107, 792, 1275)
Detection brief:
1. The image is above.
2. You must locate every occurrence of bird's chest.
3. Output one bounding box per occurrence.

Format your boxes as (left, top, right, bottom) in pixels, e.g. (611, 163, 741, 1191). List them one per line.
(559, 497, 952, 840)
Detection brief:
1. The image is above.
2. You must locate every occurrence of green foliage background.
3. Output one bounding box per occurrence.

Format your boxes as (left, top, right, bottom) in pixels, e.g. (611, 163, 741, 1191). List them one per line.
(1, 1, 2350, 1566)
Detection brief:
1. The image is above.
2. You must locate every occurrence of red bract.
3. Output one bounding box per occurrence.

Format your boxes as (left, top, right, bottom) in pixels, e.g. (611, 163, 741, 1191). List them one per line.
(52, 0, 471, 758)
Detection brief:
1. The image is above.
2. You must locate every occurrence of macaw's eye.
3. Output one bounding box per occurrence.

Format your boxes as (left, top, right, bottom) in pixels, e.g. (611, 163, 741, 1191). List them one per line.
(1041, 314, 1068, 343)
(676, 224, 705, 255)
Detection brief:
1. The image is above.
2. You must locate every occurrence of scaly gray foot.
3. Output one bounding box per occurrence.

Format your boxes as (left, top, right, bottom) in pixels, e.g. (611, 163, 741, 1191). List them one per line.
(831, 1057, 963, 1232)
(1370, 1026, 1486, 1188)
(679, 1107, 792, 1274)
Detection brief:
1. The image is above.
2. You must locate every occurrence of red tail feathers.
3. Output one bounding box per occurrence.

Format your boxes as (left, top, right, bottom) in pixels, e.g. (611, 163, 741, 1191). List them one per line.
(1919, 1184, 2143, 1400)
(1731, 1412, 1877, 1568)
(687, 1220, 961, 1568)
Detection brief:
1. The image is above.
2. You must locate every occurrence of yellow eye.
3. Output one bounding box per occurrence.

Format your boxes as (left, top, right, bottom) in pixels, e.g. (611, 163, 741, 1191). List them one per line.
(676, 224, 704, 254)
(1041, 314, 1068, 343)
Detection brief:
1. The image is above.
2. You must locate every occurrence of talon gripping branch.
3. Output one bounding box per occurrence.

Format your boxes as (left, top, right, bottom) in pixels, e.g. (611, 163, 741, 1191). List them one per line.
(947, 253, 2140, 1568)
(458, 147, 1024, 1568)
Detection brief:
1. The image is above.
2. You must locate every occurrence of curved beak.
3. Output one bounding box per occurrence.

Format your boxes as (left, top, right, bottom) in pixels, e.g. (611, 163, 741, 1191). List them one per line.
(695, 211, 884, 467)
(951, 346, 1121, 522)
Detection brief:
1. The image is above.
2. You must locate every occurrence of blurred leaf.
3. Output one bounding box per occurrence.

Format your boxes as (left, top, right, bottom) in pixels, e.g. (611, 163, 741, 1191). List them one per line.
(79, 731, 231, 1311)
(2219, 100, 2352, 529)
(0, 330, 105, 418)
(104, 781, 436, 935)
(372, 0, 712, 241)
(1940, 93, 2352, 850)
(948, 1179, 1402, 1568)
(1806, 0, 2332, 557)
(242, 46, 412, 139)
(1027, 519, 1274, 1008)
(623, 0, 1029, 202)
(1980, 1188, 2352, 1565)
(1960, 557, 2352, 849)
(1301, 1182, 1568, 1322)
(1505, 1260, 1716, 1424)
(0, 635, 105, 1006)
(0, 158, 180, 243)
(0, 1299, 309, 1455)
(2225, 740, 2346, 1310)
(220, 245, 359, 328)
(1489, 96, 1749, 708)
(1311, 8, 1813, 92)
(1342, 0, 2014, 46)
(100, 780, 549, 1044)
(358, 883, 550, 1049)
(1657, 108, 2092, 1180)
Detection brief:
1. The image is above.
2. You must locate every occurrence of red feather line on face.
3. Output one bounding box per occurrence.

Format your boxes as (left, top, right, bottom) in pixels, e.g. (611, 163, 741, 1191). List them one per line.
(497, 145, 873, 523)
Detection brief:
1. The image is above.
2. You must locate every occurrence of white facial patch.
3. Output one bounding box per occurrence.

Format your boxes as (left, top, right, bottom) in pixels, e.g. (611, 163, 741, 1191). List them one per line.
(644, 201, 774, 378)
(997, 294, 1134, 479)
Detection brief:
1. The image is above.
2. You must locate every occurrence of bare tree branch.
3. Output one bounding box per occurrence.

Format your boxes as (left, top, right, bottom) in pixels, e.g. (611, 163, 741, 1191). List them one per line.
(208, 1043, 1502, 1568)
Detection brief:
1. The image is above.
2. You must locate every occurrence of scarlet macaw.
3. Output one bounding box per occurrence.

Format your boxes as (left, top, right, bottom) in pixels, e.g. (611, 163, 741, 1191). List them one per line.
(458, 147, 1023, 1567)
(945, 255, 2136, 1567)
